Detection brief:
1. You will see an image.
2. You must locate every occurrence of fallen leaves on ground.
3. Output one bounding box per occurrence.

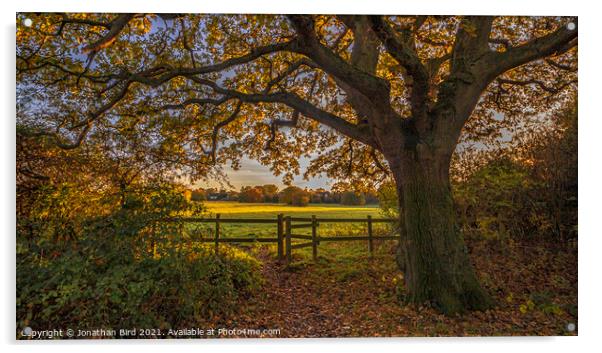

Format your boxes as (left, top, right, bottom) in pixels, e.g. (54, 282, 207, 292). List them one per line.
(215, 239, 577, 337)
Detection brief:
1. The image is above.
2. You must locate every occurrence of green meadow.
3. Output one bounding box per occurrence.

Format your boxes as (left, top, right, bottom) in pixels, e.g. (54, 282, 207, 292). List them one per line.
(190, 201, 386, 237)
(183, 201, 396, 264)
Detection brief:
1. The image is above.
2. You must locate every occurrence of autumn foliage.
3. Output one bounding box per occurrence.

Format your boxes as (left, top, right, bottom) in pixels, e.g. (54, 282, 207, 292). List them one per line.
(16, 12, 577, 332)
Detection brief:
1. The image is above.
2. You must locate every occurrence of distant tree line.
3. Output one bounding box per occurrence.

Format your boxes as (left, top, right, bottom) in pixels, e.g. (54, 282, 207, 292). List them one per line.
(186, 184, 379, 207)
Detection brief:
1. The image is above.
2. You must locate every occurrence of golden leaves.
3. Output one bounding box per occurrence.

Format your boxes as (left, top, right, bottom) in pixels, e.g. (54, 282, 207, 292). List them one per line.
(16, 14, 578, 191)
(131, 16, 152, 35)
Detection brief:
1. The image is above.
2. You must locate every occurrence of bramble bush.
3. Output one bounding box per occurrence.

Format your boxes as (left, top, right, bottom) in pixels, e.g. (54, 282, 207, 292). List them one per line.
(16, 183, 263, 334)
(454, 104, 577, 244)
(17, 240, 262, 331)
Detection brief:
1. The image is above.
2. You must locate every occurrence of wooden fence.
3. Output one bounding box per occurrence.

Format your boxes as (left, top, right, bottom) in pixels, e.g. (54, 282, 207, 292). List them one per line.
(164, 214, 398, 264)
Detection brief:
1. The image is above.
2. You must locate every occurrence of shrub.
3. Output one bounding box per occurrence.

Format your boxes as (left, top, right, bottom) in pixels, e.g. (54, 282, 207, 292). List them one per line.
(454, 158, 537, 240)
(377, 182, 398, 218)
(16, 239, 262, 332)
(16, 183, 260, 335)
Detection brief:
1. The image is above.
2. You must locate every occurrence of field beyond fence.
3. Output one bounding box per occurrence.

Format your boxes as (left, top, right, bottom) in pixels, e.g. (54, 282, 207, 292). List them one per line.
(164, 202, 399, 263)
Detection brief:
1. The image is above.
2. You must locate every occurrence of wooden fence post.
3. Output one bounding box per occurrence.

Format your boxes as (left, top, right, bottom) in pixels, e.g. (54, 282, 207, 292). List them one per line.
(285, 216, 292, 264)
(367, 215, 374, 256)
(311, 215, 318, 262)
(215, 213, 221, 255)
(277, 213, 284, 261)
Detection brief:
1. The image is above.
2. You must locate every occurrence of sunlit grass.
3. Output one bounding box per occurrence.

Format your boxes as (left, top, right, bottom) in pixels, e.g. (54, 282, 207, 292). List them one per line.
(202, 201, 381, 218)
(185, 201, 393, 241)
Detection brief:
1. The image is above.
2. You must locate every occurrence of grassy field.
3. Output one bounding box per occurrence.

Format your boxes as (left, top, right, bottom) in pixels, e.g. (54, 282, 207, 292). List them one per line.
(183, 201, 397, 266)
(184, 201, 395, 258)
(202, 201, 382, 218)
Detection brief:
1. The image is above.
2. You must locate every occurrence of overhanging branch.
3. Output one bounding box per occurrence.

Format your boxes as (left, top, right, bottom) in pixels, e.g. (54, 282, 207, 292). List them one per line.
(286, 15, 390, 103)
(209, 101, 243, 163)
(482, 18, 578, 80)
(191, 77, 377, 148)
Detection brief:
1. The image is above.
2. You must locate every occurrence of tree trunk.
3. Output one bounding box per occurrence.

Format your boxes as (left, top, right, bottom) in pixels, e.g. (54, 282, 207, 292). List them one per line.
(389, 147, 493, 315)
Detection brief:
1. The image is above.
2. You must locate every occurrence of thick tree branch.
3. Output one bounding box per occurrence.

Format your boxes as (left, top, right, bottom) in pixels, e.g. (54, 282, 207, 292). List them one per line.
(286, 15, 390, 104)
(546, 58, 577, 72)
(160, 97, 231, 111)
(482, 18, 578, 80)
(262, 58, 317, 94)
(120, 39, 298, 87)
(368, 15, 429, 117)
(82, 13, 136, 54)
(370, 148, 390, 176)
(22, 123, 92, 150)
(16, 56, 115, 83)
(426, 53, 452, 78)
(368, 16, 428, 82)
(497, 77, 577, 95)
(179, 18, 197, 68)
(70, 80, 132, 130)
(337, 15, 379, 73)
(209, 101, 243, 163)
(191, 78, 377, 148)
(55, 14, 112, 30)
(451, 16, 494, 65)
(266, 111, 300, 150)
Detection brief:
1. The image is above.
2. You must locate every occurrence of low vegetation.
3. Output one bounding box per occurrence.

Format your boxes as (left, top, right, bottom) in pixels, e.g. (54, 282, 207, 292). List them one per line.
(17, 185, 262, 332)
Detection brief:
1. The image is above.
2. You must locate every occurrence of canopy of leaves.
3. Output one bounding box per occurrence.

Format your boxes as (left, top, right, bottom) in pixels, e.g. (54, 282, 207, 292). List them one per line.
(16, 13, 577, 190)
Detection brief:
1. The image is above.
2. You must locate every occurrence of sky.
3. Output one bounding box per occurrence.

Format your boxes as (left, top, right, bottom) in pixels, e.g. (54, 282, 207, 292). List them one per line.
(192, 155, 331, 191)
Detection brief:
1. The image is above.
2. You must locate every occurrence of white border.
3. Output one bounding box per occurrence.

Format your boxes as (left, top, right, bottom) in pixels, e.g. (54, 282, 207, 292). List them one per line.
(2, 1, 599, 352)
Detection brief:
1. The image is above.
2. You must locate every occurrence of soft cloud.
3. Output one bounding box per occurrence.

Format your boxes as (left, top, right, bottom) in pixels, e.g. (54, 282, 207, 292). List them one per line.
(194, 156, 331, 191)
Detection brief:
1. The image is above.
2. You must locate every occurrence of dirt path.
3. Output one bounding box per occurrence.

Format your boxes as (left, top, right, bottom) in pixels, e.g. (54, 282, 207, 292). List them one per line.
(233, 242, 577, 337)
(236, 250, 348, 337)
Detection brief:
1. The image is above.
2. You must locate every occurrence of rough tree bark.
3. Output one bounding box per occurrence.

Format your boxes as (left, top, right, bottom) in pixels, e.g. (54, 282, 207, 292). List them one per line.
(373, 99, 493, 314)
(386, 143, 492, 314)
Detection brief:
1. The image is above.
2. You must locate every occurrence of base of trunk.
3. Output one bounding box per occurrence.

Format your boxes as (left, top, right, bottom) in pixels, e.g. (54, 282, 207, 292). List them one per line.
(396, 245, 492, 315)
(394, 154, 494, 315)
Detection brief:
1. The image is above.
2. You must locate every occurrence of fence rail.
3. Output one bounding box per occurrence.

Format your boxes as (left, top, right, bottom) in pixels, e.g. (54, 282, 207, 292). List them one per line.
(166, 213, 398, 264)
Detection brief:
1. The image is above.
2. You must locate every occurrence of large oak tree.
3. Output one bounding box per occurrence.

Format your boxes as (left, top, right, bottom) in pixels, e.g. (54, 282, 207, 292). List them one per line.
(16, 13, 577, 314)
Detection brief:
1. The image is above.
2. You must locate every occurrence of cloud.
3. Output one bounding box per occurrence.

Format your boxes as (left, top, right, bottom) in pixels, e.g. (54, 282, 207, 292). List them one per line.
(194, 156, 330, 190)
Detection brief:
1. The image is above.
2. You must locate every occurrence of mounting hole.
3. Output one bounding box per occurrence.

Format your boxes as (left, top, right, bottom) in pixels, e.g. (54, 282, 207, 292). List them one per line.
(23, 18, 32, 27)
(567, 22, 576, 31)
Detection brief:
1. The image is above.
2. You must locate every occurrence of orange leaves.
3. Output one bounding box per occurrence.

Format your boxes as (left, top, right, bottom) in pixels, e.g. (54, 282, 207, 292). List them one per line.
(231, 239, 577, 337)
(16, 14, 578, 197)
(131, 16, 152, 35)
